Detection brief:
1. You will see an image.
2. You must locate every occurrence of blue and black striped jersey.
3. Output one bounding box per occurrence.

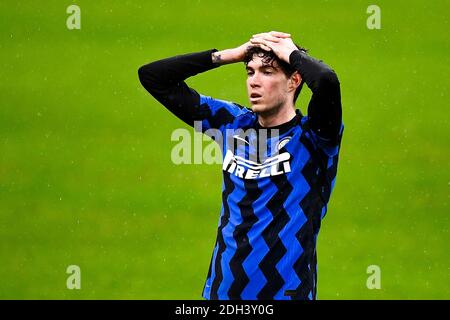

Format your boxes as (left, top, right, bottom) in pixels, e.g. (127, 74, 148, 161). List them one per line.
(139, 48, 343, 300)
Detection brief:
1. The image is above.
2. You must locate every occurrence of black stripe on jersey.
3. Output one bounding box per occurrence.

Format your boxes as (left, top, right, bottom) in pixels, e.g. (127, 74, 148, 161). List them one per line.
(326, 153, 340, 200)
(257, 174, 293, 299)
(323, 128, 343, 205)
(210, 172, 235, 299)
(203, 241, 218, 295)
(205, 247, 213, 283)
(312, 250, 318, 299)
(228, 179, 262, 299)
(293, 134, 328, 300)
(204, 104, 240, 130)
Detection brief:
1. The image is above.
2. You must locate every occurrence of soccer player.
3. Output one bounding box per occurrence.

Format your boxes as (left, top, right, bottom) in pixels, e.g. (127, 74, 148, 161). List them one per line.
(138, 31, 343, 300)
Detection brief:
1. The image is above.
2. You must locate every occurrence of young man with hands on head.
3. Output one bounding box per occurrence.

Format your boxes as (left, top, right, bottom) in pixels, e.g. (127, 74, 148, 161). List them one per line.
(138, 31, 343, 300)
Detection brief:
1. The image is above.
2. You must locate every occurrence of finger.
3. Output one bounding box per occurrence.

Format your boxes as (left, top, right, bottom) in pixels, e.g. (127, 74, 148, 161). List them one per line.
(251, 35, 279, 44)
(250, 39, 273, 52)
(250, 38, 266, 45)
(263, 35, 281, 43)
(252, 31, 291, 39)
(258, 43, 272, 52)
(269, 31, 291, 38)
(252, 33, 268, 39)
(250, 37, 267, 47)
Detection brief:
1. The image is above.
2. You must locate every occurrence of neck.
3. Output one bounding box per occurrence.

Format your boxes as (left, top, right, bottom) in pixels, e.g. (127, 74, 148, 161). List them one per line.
(257, 103, 297, 128)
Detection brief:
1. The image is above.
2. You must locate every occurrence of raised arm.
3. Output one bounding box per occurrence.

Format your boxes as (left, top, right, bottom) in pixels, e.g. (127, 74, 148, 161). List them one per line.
(250, 32, 342, 145)
(138, 49, 219, 126)
(289, 50, 342, 145)
(138, 42, 256, 127)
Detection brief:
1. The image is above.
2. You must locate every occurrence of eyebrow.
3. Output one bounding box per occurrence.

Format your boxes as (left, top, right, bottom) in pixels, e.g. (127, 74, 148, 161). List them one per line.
(246, 65, 277, 71)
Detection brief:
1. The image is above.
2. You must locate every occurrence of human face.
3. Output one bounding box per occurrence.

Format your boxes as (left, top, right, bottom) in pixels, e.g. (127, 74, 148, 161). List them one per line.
(246, 55, 291, 115)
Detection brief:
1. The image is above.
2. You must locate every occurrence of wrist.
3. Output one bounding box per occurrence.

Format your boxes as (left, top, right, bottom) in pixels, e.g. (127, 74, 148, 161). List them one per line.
(212, 48, 240, 65)
(285, 48, 298, 63)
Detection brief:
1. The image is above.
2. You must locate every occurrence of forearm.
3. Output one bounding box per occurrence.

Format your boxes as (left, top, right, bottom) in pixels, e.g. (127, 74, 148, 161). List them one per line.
(138, 49, 219, 92)
(138, 49, 219, 126)
(290, 50, 342, 144)
(289, 50, 338, 93)
(211, 48, 242, 65)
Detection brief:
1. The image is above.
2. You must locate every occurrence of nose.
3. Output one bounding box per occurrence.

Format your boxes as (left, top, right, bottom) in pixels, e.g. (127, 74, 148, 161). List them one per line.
(249, 73, 261, 88)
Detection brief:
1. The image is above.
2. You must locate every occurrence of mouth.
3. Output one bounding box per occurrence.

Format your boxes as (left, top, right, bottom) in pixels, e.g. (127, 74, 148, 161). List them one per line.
(250, 93, 262, 103)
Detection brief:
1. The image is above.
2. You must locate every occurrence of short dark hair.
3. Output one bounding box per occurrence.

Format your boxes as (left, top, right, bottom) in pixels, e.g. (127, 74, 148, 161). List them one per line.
(243, 44, 308, 103)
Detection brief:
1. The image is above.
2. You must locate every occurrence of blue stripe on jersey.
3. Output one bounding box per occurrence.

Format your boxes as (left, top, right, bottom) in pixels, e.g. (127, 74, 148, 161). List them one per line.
(215, 173, 247, 299)
(259, 176, 296, 300)
(240, 189, 270, 298)
(203, 177, 230, 299)
(240, 176, 278, 299)
(209, 172, 234, 299)
(198, 95, 344, 300)
(257, 178, 292, 298)
(228, 179, 262, 299)
(199, 95, 249, 133)
(274, 153, 311, 298)
(203, 242, 219, 298)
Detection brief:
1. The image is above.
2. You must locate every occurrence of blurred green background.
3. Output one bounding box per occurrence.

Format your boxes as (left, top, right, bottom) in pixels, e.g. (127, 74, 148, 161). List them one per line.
(0, 0, 448, 299)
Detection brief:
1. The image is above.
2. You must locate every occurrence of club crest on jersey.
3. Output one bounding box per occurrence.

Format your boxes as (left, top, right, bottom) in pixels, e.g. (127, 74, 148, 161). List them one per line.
(277, 136, 292, 151)
(222, 149, 291, 179)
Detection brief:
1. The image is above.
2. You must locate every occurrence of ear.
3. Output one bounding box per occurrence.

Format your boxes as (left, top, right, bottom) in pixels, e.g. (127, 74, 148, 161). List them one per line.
(288, 71, 302, 91)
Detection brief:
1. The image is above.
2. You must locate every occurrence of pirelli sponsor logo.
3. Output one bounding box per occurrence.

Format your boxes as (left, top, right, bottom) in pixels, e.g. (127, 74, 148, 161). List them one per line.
(222, 149, 291, 179)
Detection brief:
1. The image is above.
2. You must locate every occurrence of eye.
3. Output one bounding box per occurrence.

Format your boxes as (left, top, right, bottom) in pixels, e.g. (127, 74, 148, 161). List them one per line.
(263, 71, 272, 75)
(246, 71, 254, 76)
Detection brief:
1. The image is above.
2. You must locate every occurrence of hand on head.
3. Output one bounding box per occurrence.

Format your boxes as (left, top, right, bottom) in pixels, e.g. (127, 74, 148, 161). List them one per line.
(249, 31, 299, 63)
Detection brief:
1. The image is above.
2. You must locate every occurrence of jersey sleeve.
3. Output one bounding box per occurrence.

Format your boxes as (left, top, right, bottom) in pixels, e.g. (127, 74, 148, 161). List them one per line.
(301, 116, 344, 158)
(289, 50, 343, 150)
(138, 49, 219, 128)
(196, 94, 249, 134)
(138, 49, 250, 138)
